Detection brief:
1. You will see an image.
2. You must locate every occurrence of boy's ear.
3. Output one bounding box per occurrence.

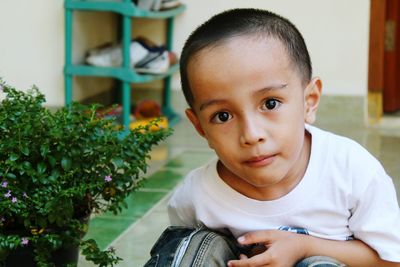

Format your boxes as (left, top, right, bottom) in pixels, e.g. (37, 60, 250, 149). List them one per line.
(304, 77, 322, 124)
(185, 108, 206, 137)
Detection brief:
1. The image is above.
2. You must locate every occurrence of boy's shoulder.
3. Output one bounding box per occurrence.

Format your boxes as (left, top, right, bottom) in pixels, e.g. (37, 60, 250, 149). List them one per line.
(168, 157, 219, 224)
(307, 125, 386, 184)
(308, 124, 380, 165)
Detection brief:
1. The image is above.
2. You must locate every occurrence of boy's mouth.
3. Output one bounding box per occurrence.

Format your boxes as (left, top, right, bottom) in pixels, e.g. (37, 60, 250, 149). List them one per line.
(244, 154, 276, 167)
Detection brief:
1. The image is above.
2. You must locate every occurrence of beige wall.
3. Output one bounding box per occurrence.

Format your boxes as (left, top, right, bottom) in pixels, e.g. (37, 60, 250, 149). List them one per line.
(0, 0, 370, 107)
(173, 0, 371, 96)
(0, 0, 65, 105)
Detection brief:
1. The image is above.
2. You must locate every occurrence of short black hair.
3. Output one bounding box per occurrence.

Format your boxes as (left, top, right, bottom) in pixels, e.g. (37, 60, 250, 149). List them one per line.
(180, 8, 312, 108)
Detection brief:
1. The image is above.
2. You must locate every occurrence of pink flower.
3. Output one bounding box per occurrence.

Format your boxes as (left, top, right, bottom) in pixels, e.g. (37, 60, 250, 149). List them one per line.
(1, 181, 7, 188)
(11, 197, 17, 203)
(21, 237, 29, 246)
(104, 175, 112, 182)
(4, 190, 11, 198)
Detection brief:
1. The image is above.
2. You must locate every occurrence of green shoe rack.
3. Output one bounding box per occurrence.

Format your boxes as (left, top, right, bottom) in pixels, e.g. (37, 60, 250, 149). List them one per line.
(64, 0, 186, 129)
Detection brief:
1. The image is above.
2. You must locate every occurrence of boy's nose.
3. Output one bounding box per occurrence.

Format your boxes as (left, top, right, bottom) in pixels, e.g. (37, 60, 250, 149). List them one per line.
(239, 118, 266, 146)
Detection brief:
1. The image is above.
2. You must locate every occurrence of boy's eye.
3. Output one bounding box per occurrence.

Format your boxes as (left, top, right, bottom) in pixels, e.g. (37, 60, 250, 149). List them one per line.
(211, 111, 232, 124)
(262, 99, 281, 111)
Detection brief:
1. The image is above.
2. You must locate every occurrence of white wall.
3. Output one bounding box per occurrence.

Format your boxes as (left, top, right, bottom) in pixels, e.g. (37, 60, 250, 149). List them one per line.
(0, 0, 370, 107)
(0, 0, 119, 106)
(172, 0, 371, 96)
(0, 0, 65, 105)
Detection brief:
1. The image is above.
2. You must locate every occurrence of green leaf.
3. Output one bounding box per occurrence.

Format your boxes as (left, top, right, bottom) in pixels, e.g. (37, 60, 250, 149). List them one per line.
(61, 157, 72, 171)
(9, 154, 19, 161)
(21, 146, 29, 156)
(22, 161, 32, 170)
(49, 170, 60, 182)
(111, 158, 124, 169)
(6, 173, 16, 179)
(40, 145, 49, 157)
(37, 162, 47, 174)
(48, 156, 56, 167)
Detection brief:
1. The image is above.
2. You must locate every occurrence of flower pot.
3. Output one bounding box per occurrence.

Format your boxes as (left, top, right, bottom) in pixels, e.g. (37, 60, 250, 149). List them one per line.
(0, 216, 89, 267)
(2, 245, 79, 267)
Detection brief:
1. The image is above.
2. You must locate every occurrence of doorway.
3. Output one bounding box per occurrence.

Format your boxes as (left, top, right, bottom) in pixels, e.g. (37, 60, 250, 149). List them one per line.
(368, 0, 400, 123)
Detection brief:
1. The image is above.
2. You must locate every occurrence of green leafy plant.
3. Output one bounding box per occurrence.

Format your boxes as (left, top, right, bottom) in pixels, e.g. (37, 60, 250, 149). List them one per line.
(0, 81, 171, 267)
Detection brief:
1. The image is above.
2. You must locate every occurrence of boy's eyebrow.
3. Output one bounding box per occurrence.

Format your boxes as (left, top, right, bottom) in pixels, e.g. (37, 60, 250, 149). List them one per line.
(252, 83, 288, 97)
(198, 84, 288, 111)
(199, 99, 227, 111)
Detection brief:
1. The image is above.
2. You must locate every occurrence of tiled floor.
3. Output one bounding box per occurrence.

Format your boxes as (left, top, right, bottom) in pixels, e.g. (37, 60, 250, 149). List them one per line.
(78, 98, 400, 267)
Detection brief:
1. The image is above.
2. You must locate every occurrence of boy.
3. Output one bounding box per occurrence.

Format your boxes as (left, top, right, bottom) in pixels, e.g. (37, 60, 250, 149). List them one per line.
(166, 8, 400, 266)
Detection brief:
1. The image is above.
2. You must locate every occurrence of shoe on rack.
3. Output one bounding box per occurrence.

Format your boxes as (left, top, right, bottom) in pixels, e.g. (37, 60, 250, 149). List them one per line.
(86, 40, 149, 68)
(135, 36, 167, 56)
(131, 99, 168, 131)
(152, 0, 180, 11)
(135, 0, 180, 11)
(160, 0, 181, 10)
(134, 99, 162, 119)
(134, 50, 169, 74)
(136, 0, 153, 11)
(151, 0, 162, 11)
(134, 37, 170, 73)
(86, 36, 174, 73)
(168, 51, 178, 66)
(86, 43, 122, 67)
(86, 36, 168, 68)
(133, 38, 178, 73)
(96, 104, 135, 125)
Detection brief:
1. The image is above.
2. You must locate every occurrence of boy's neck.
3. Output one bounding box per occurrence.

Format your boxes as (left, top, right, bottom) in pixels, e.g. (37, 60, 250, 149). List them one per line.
(217, 131, 312, 201)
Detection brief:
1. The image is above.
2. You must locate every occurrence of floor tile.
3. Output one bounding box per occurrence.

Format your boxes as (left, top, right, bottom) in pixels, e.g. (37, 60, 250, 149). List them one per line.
(84, 217, 138, 250)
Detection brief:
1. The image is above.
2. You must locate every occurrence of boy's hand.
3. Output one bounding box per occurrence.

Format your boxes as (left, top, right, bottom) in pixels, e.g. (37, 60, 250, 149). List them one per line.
(228, 230, 400, 267)
(227, 230, 307, 267)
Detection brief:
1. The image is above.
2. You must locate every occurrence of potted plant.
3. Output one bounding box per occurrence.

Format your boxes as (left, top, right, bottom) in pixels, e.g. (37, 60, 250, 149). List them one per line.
(0, 81, 171, 267)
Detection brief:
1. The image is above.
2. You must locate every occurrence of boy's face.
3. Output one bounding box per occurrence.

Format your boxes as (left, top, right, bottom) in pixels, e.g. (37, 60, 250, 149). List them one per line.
(185, 35, 321, 200)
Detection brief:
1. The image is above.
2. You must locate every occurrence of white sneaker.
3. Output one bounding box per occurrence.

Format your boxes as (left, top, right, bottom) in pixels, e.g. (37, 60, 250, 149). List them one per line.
(160, 0, 180, 10)
(152, 0, 162, 11)
(86, 41, 149, 68)
(134, 50, 169, 74)
(137, 0, 154, 11)
(152, 0, 180, 11)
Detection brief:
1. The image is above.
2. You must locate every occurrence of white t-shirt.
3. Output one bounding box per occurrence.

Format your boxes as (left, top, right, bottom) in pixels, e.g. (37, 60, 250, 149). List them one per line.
(168, 125, 400, 262)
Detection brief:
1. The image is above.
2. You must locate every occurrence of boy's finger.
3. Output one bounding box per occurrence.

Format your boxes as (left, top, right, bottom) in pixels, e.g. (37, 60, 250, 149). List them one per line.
(228, 253, 270, 267)
(239, 254, 248, 260)
(237, 230, 276, 244)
